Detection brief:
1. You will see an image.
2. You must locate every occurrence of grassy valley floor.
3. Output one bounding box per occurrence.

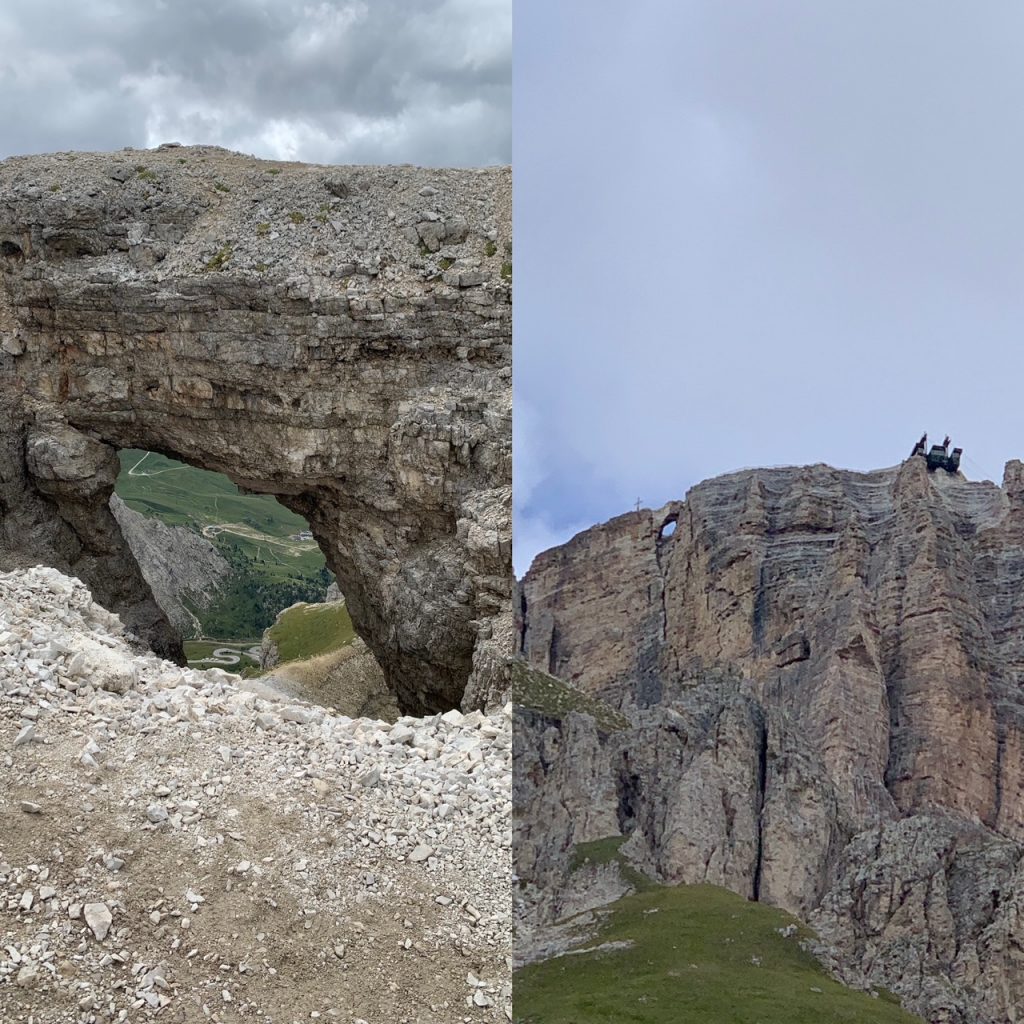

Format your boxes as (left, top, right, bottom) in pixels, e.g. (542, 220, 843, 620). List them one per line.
(515, 841, 922, 1024)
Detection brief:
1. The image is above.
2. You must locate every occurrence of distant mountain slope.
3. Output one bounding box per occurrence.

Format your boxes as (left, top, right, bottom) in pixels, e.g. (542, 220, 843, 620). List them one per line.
(116, 449, 313, 538)
(114, 449, 332, 640)
(109, 494, 228, 635)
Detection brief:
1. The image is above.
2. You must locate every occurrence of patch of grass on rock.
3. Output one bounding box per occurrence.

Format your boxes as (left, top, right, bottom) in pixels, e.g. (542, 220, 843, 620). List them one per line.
(511, 661, 629, 732)
(204, 244, 233, 272)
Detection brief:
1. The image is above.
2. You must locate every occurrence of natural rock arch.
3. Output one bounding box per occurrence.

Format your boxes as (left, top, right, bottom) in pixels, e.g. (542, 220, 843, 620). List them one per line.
(0, 146, 511, 714)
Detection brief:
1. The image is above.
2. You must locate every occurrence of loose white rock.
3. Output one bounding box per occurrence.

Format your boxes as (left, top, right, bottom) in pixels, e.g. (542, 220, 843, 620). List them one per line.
(84, 902, 113, 940)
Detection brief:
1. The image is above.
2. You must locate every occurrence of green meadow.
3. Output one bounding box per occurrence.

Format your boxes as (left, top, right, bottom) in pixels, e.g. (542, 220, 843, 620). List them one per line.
(265, 601, 356, 665)
(514, 840, 922, 1024)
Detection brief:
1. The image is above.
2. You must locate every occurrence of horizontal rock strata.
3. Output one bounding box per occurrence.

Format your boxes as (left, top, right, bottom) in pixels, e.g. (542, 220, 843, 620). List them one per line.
(0, 146, 512, 713)
(517, 458, 1024, 1023)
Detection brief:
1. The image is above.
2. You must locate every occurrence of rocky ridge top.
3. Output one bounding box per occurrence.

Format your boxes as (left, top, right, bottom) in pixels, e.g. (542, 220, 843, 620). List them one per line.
(0, 144, 510, 284)
(1, 566, 511, 1022)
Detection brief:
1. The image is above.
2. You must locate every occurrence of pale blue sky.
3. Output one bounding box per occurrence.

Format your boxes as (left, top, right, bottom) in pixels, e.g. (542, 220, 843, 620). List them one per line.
(514, 1, 1024, 574)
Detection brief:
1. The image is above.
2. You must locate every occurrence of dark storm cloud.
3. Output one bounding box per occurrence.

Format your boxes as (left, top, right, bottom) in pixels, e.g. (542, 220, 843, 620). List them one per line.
(0, 0, 510, 165)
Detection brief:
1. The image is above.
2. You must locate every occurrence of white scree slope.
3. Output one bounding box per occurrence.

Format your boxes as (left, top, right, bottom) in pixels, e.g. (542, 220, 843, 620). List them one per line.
(0, 566, 511, 1023)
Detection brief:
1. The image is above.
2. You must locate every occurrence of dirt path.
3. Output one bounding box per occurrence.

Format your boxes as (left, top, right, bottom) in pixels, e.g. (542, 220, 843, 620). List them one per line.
(201, 522, 318, 559)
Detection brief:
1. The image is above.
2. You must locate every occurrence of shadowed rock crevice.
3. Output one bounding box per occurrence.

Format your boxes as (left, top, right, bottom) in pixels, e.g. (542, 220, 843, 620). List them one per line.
(0, 147, 511, 714)
(615, 761, 641, 837)
(752, 714, 768, 902)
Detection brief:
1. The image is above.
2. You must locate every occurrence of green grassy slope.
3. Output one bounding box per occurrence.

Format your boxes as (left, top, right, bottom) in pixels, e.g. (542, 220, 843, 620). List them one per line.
(515, 841, 922, 1024)
(511, 660, 630, 731)
(266, 601, 356, 664)
(117, 450, 307, 530)
(115, 449, 332, 642)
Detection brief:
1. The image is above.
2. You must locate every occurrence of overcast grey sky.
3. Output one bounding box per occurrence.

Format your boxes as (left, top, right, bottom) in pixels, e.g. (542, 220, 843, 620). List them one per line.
(514, 1, 1024, 574)
(0, 0, 510, 165)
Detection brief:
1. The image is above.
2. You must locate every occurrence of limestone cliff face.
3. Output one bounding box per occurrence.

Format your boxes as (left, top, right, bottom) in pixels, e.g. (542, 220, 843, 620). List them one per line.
(108, 495, 228, 636)
(521, 459, 1024, 836)
(517, 459, 1024, 1023)
(0, 146, 511, 713)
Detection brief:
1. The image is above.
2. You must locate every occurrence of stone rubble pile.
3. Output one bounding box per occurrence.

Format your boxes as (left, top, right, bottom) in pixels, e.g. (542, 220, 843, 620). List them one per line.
(1, 566, 511, 1023)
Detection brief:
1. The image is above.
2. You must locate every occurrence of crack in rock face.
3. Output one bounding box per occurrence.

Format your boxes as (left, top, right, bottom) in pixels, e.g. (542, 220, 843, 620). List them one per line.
(0, 146, 512, 714)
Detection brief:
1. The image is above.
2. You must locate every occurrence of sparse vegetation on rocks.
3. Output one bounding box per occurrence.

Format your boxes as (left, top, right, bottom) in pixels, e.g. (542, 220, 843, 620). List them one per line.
(511, 661, 628, 732)
(204, 243, 232, 271)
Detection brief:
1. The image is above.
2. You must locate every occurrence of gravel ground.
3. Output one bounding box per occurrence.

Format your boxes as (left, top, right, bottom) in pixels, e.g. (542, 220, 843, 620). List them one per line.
(0, 567, 511, 1023)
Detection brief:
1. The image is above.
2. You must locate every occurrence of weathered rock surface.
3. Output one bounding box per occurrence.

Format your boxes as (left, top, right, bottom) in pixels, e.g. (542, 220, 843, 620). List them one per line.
(109, 494, 228, 636)
(0, 146, 512, 713)
(517, 458, 1024, 1023)
(5, 421, 182, 661)
(811, 813, 1024, 1024)
(513, 707, 619, 899)
(521, 458, 1024, 834)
